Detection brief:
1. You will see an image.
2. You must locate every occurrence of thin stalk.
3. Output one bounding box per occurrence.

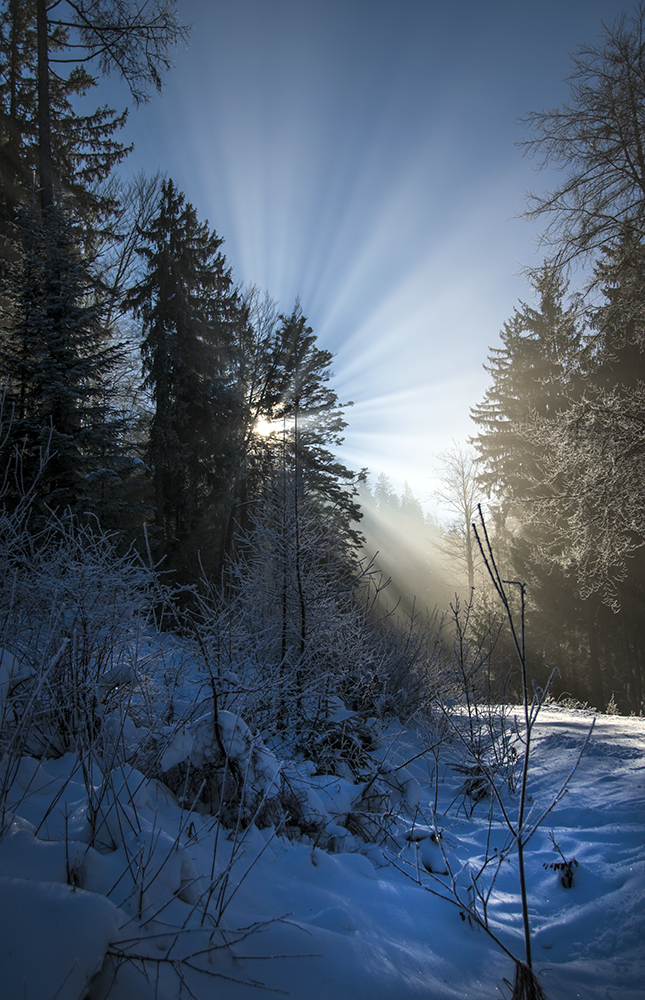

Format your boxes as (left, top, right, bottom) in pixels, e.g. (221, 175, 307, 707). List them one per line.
(472, 506, 534, 974)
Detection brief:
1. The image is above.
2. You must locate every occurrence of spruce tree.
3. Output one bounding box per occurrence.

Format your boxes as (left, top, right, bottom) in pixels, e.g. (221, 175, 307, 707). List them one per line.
(127, 180, 247, 567)
(471, 266, 582, 512)
(265, 305, 364, 556)
(0, 0, 131, 236)
(225, 306, 365, 710)
(0, 202, 127, 517)
(586, 228, 645, 388)
(373, 472, 399, 516)
(229, 305, 365, 670)
(400, 481, 425, 532)
(470, 268, 608, 705)
(517, 237, 645, 709)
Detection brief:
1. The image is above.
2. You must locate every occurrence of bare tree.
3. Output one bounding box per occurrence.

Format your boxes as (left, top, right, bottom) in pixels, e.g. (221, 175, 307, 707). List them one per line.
(520, 3, 645, 269)
(434, 443, 480, 593)
(97, 169, 165, 329)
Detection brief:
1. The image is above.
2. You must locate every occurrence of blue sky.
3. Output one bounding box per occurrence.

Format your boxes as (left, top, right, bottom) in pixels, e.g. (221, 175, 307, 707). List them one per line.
(103, 0, 629, 505)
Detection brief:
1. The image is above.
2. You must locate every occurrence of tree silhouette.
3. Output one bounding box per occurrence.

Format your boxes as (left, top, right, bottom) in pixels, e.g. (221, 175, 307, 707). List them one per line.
(127, 180, 245, 563)
(521, 3, 645, 269)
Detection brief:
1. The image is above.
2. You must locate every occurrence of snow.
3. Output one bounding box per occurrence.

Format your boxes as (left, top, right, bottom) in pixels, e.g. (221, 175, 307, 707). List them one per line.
(1, 636, 644, 1000)
(0, 876, 120, 1000)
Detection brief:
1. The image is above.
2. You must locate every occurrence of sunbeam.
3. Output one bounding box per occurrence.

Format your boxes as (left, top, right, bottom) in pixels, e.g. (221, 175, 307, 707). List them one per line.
(103, 0, 628, 501)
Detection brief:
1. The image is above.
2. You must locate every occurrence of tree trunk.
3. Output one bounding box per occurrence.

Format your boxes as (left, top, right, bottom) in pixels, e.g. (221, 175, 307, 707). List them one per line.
(36, 0, 53, 213)
(7, 0, 23, 195)
(151, 420, 166, 562)
(465, 514, 475, 593)
(293, 408, 306, 663)
(585, 598, 604, 709)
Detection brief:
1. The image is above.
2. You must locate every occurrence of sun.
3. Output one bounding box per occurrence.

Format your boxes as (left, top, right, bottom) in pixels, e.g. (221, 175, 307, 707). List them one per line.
(255, 417, 280, 437)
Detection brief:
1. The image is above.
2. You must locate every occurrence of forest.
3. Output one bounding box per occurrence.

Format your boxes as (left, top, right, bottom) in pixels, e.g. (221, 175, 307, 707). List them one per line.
(1, 3, 645, 1000)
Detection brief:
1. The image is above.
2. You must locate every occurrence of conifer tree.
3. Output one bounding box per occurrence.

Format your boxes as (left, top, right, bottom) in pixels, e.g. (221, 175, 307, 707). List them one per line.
(470, 268, 609, 704)
(0, 0, 130, 231)
(471, 266, 582, 512)
(373, 472, 399, 516)
(512, 237, 645, 709)
(0, 202, 127, 516)
(127, 180, 246, 566)
(36, 0, 185, 214)
(509, 239, 645, 607)
(231, 305, 365, 672)
(0, 1, 36, 233)
(258, 305, 364, 556)
(400, 481, 425, 531)
(586, 228, 645, 388)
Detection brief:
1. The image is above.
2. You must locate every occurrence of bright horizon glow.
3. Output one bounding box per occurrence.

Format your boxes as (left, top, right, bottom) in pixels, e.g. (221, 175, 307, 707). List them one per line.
(99, 0, 628, 510)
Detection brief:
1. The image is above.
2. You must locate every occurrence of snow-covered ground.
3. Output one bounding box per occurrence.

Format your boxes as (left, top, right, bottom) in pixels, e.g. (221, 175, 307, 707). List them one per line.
(1, 637, 643, 1000)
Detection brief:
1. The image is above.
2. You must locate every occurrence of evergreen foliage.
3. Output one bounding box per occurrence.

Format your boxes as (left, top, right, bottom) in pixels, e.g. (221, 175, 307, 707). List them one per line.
(276, 306, 364, 550)
(373, 472, 399, 515)
(586, 228, 645, 386)
(357, 476, 452, 619)
(470, 266, 582, 509)
(0, 0, 131, 232)
(471, 258, 645, 710)
(0, 202, 129, 518)
(400, 481, 425, 531)
(126, 179, 247, 569)
(2, 11, 644, 998)
(469, 7, 645, 712)
(2, 0, 644, 725)
(237, 304, 365, 561)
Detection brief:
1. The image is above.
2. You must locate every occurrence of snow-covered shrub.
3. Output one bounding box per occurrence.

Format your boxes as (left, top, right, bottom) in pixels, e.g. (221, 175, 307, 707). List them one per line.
(435, 594, 521, 802)
(0, 422, 158, 837)
(0, 509, 152, 760)
(347, 595, 446, 722)
(405, 510, 593, 1000)
(215, 479, 368, 734)
(302, 702, 376, 780)
(157, 707, 282, 827)
(198, 511, 445, 761)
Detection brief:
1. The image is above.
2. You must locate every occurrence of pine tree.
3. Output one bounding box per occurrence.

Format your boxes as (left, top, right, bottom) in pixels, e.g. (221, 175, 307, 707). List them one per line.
(0, 0, 131, 235)
(400, 481, 425, 531)
(0, 0, 36, 235)
(127, 180, 247, 566)
(228, 305, 365, 671)
(0, 201, 127, 516)
(373, 472, 399, 516)
(470, 268, 610, 705)
(34, 0, 185, 214)
(512, 238, 645, 709)
(213, 305, 367, 721)
(585, 228, 645, 388)
(513, 239, 645, 610)
(257, 305, 364, 556)
(471, 266, 582, 512)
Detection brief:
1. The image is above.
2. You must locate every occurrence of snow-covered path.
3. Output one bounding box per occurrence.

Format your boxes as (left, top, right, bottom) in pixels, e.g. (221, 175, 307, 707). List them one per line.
(189, 708, 645, 1000)
(1, 707, 643, 999)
